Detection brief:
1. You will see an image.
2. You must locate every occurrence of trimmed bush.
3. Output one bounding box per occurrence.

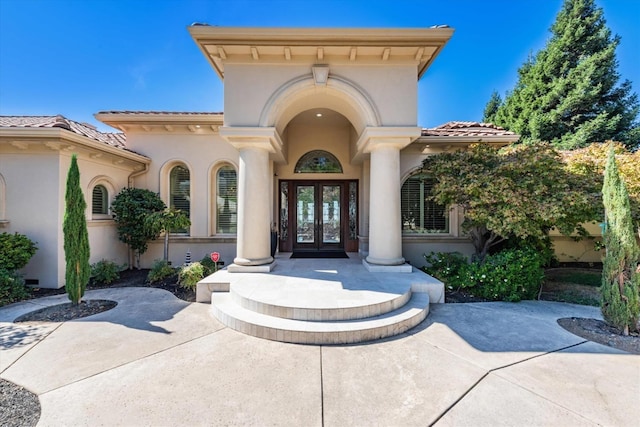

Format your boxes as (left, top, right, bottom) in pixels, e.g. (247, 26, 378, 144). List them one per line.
(200, 255, 220, 276)
(147, 259, 176, 283)
(422, 252, 468, 290)
(463, 248, 545, 302)
(178, 262, 205, 290)
(0, 232, 38, 271)
(90, 260, 122, 285)
(0, 269, 30, 306)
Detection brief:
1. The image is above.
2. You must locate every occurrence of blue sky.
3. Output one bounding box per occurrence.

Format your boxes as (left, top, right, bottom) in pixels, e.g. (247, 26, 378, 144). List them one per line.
(0, 0, 638, 132)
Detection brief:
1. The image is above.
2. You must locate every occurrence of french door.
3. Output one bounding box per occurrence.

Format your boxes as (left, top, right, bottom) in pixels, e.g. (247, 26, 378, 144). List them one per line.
(279, 180, 358, 253)
(294, 182, 342, 251)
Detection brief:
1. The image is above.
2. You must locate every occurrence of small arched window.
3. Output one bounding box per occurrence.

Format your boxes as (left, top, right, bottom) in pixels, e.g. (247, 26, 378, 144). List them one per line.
(92, 185, 108, 216)
(294, 150, 343, 173)
(216, 165, 237, 234)
(170, 165, 190, 233)
(401, 172, 448, 234)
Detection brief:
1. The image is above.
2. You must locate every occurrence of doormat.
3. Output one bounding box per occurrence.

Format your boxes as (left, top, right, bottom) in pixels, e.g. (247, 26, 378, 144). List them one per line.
(290, 251, 349, 259)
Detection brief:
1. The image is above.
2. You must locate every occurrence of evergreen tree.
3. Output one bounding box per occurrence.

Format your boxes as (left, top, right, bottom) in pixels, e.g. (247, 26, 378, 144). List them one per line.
(493, 0, 639, 149)
(63, 155, 90, 305)
(482, 91, 502, 123)
(601, 146, 639, 335)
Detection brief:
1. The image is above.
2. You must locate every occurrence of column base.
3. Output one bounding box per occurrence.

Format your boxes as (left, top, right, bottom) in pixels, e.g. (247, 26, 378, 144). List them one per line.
(362, 259, 412, 273)
(228, 261, 276, 273)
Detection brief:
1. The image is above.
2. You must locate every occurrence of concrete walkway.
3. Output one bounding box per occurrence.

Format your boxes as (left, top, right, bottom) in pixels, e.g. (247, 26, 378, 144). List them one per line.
(1, 288, 638, 426)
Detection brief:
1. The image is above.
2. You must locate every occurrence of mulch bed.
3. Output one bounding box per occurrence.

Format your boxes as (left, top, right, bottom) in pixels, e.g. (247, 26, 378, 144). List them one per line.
(14, 300, 117, 323)
(558, 317, 640, 355)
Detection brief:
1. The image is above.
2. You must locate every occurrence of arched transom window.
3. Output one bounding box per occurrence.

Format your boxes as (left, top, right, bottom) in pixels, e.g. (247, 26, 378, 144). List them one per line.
(294, 150, 343, 173)
(401, 172, 448, 233)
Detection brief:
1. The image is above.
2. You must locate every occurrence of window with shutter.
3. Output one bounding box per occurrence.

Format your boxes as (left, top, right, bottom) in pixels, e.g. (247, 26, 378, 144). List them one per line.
(170, 165, 190, 233)
(92, 185, 108, 216)
(401, 172, 448, 233)
(216, 165, 237, 234)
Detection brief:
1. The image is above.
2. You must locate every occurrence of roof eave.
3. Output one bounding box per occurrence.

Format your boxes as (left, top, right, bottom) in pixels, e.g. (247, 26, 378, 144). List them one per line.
(0, 127, 150, 163)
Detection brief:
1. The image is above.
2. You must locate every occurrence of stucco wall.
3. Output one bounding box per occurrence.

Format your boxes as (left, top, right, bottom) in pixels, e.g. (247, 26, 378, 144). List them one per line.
(223, 63, 418, 128)
(124, 131, 240, 268)
(0, 150, 61, 287)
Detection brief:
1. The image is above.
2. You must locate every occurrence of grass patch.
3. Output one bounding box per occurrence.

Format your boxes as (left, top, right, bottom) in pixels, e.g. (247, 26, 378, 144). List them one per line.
(543, 291, 600, 307)
(545, 270, 601, 287)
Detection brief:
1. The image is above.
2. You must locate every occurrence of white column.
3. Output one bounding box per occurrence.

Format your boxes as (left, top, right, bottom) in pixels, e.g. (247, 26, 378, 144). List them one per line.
(234, 146, 273, 266)
(219, 127, 284, 272)
(355, 127, 420, 273)
(366, 144, 405, 266)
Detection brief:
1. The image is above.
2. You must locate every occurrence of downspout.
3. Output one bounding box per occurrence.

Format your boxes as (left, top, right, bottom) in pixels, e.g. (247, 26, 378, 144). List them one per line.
(126, 163, 149, 268)
(128, 163, 149, 188)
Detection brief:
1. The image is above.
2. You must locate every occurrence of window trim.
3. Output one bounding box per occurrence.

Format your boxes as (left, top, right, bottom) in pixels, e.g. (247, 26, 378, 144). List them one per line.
(87, 176, 115, 221)
(401, 170, 453, 235)
(210, 161, 238, 236)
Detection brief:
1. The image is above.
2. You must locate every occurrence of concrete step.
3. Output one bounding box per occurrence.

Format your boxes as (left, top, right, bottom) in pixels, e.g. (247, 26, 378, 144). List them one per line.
(229, 282, 412, 321)
(211, 292, 429, 345)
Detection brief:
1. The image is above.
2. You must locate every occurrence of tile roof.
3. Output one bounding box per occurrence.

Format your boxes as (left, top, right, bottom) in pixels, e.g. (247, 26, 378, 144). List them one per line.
(0, 115, 126, 148)
(422, 121, 517, 137)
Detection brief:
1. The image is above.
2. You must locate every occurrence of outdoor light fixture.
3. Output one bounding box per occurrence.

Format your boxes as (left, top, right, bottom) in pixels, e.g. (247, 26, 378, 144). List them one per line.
(316, 113, 322, 117)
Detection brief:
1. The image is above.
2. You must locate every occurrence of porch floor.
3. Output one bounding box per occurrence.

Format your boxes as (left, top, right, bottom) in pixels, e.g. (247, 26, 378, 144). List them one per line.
(197, 252, 444, 344)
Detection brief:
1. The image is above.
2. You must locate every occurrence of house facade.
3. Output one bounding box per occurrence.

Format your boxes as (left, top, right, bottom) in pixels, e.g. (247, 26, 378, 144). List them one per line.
(1, 26, 599, 289)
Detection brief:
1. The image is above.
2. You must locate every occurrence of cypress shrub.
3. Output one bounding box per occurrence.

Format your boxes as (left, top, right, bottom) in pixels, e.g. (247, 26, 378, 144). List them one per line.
(63, 155, 90, 305)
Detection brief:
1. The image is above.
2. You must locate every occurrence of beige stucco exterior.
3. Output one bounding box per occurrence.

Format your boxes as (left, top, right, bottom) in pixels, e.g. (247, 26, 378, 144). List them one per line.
(1, 26, 607, 289)
(0, 127, 148, 288)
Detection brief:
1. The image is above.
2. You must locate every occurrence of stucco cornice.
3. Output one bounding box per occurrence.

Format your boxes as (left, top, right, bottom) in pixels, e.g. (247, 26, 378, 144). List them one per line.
(0, 127, 150, 165)
(412, 134, 518, 154)
(189, 26, 454, 80)
(95, 112, 224, 134)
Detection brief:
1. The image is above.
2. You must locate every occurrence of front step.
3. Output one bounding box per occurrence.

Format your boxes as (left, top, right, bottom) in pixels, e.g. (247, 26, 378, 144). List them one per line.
(229, 280, 412, 321)
(211, 292, 429, 345)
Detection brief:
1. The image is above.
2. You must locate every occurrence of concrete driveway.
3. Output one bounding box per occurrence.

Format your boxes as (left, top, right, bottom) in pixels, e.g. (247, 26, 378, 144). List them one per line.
(1, 288, 638, 426)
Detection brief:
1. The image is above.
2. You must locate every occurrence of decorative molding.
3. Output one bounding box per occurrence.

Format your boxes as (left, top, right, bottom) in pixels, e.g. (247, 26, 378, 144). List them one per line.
(113, 159, 125, 165)
(350, 47, 357, 61)
(415, 48, 424, 60)
(142, 125, 151, 132)
(317, 47, 324, 60)
(217, 46, 227, 59)
(382, 48, 390, 61)
(90, 153, 103, 159)
(284, 47, 291, 60)
(312, 65, 329, 86)
(250, 47, 259, 60)
(44, 141, 60, 151)
(10, 141, 28, 150)
(164, 125, 174, 132)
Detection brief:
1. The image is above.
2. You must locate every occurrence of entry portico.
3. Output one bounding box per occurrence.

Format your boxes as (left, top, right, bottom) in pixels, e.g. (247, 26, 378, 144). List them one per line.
(189, 26, 454, 272)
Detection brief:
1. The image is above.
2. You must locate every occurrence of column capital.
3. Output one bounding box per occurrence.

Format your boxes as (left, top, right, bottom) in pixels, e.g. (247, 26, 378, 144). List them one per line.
(219, 126, 285, 162)
(355, 126, 422, 155)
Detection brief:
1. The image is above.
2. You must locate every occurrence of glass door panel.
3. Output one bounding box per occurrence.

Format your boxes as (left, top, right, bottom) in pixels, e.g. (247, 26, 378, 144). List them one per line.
(296, 185, 315, 244)
(322, 185, 340, 244)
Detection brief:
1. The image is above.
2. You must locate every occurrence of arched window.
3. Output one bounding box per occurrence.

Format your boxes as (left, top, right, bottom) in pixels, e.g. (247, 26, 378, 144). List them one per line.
(401, 172, 448, 233)
(216, 165, 237, 234)
(170, 165, 190, 233)
(92, 185, 108, 216)
(294, 150, 343, 173)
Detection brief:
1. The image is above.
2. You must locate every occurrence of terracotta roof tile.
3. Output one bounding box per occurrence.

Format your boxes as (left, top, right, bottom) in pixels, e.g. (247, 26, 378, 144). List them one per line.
(422, 121, 517, 137)
(0, 115, 126, 148)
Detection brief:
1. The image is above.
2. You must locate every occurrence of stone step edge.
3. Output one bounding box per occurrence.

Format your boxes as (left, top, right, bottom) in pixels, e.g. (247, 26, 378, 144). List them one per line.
(211, 293, 429, 345)
(229, 286, 412, 321)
